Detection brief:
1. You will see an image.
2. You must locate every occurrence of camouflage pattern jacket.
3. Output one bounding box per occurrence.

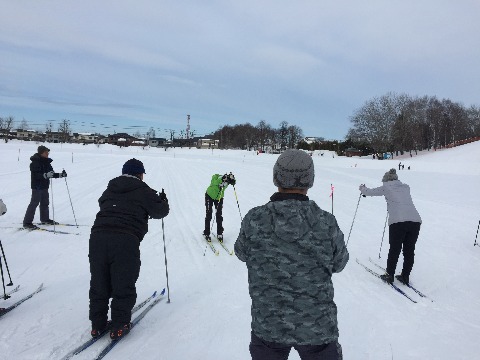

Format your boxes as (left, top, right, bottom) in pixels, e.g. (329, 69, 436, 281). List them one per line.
(235, 192, 349, 345)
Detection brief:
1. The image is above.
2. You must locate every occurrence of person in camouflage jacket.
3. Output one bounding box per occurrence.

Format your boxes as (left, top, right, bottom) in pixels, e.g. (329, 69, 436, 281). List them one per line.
(235, 149, 349, 360)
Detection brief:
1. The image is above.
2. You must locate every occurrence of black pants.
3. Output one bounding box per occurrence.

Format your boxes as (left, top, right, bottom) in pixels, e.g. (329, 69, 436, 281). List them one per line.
(89, 231, 141, 328)
(204, 193, 223, 236)
(249, 332, 343, 360)
(23, 189, 50, 224)
(386, 221, 421, 277)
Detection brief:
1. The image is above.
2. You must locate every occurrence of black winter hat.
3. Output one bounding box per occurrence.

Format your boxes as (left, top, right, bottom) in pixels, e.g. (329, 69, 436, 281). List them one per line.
(37, 145, 50, 154)
(122, 158, 146, 176)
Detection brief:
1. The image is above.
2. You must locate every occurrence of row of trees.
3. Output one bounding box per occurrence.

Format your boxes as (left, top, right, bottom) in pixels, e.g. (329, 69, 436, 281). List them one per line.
(348, 92, 480, 152)
(0, 116, 72, 143)
(211, 120, 304, 151)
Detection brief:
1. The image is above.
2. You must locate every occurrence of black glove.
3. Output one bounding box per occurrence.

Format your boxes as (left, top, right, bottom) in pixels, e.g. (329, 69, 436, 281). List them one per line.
(160, 189, 168, 202)
(60, 170, 67, 178)
(227, 172, 236, 186)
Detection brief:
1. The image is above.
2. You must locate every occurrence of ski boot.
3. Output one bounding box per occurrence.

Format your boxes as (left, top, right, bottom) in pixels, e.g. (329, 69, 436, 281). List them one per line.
(395, 273, 409, 285)
(110, 322, 132, 340)
(23, 223, 39, 230)
(217, 234, 224, 243)
(380, 272, 394, 284)
(40, 219, 59, 225)
(91, 320, 111, 338)
(203, 234, 212, 242)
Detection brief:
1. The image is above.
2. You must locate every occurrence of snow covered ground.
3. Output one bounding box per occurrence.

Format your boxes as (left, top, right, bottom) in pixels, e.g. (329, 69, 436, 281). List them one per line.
(0, 140, 479, 360)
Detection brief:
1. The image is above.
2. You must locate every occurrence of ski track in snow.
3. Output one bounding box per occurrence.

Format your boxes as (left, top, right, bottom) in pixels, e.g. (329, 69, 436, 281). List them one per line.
(0, 141, 479, 359)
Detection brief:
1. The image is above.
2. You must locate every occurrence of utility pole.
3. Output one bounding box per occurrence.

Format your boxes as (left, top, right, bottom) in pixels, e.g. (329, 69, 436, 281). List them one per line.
(186, 115, 190, 139)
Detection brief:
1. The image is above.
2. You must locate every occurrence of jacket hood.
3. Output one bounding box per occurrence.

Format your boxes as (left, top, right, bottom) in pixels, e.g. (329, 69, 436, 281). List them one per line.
(30, 153, 53, 163)
(107, 174, 147, 194)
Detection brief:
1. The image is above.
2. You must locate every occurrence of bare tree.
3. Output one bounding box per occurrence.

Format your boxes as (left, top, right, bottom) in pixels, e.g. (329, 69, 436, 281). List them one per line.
(277, 121, 289, 150)
(20, 118, 29, 130)
(58, 119, 72, 143)
(0, 115, 15, 142)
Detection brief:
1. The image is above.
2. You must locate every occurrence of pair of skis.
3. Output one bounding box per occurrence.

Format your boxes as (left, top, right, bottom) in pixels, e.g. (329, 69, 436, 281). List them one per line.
(356, 258, 431, 303)
(204, 234, 233, 255)
(0, 284, 44, 318)
(61, 288, 166, 360)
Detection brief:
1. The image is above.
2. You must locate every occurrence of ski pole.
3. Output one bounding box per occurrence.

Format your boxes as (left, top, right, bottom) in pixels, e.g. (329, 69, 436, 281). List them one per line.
(50, 179, 56, 233)
(0, 257, 9, 299)
(64, 173, 78, 227)
(346, 193, 363, 246)
(0, 240, 13, 286)
(474, 219, 480, 246)
(378, 213, 389, 259)
(233, 185, 243, 221)
(161, 189, 171, 303)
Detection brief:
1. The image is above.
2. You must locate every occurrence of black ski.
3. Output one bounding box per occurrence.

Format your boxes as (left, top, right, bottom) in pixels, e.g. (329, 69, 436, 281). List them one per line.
(94, 288, 166, 360)
(20, 226, 79, 235)
(356, 259, 417, 303)
(368, 257, 431, 300)
(60, 290, 158, 360)
(0, 284, 44, 318)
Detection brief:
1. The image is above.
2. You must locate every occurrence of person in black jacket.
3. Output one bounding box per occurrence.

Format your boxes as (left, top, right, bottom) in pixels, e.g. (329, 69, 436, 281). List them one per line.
(23, 145, 67, 229)
(89, 158, 169, 340)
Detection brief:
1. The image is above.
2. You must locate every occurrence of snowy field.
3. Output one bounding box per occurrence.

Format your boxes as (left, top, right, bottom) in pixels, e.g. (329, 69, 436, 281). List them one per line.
(0, 140, 479, 360)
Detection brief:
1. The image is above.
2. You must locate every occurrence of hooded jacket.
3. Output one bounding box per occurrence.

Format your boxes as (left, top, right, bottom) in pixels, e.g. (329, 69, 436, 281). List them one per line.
(91, 175, 169, 241)
(234, 192, 349, 345)
(360, 180, 422, 225)
(29, 153, 54, 190)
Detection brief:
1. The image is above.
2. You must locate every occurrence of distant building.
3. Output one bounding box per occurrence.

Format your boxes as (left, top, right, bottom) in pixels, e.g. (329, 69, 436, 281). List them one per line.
(344, 148, 363, 157)
(106, 133, 136, 146)
(304, 137, 323, 144)
(46, 131, 70, 143)
(197, 138, 219, 149)
(15, 129, 38, 141)
(72, 133, 98, 144)
(148, 138, 167, 147)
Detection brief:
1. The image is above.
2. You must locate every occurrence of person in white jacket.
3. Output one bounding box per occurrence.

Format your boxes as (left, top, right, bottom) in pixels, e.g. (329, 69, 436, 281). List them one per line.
(359, 169, 421, 285)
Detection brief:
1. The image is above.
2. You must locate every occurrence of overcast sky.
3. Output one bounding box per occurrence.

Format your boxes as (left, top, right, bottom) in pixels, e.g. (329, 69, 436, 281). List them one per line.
(1, 1, 479, 139)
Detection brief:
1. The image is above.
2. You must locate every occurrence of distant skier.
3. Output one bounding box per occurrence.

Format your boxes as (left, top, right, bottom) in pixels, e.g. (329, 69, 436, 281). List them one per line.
(88, 158, 169, 340)
(0, 199, 6, 215)
(23, 145, 67, 229)
(203, 172, 236, 242)
(359, 168, 422, 285)
(235, 149, 348, 360)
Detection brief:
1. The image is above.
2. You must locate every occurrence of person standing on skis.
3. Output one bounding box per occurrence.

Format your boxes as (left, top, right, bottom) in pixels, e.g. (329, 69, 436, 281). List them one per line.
(88, 158, 169, 340)
(235, 150, 348, 360)
(359, 168, 422, 285)
(23, 145, 67, 229)
(203, 172, 236, 242)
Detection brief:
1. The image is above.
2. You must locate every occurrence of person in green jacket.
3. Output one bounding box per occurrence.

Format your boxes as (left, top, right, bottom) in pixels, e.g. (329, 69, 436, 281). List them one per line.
(203, 172, 236, 242)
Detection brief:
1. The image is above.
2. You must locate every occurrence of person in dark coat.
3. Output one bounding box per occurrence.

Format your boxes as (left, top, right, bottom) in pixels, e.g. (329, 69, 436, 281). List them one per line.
(89, 158, 169, 340)
(23, 145, 67, 229)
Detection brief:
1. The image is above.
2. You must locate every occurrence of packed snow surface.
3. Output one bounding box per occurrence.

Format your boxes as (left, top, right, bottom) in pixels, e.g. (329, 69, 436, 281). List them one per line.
(0, 141, 479, 359)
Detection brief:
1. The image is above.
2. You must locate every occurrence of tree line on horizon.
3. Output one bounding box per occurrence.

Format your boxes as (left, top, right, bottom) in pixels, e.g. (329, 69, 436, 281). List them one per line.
(2, 92, 479, 153)
(347, 92, 480, 153)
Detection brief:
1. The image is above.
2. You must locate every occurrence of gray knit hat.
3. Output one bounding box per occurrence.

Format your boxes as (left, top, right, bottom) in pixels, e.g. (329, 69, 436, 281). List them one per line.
(273, 149, 314, 189)
(382, 168, 398, 182)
